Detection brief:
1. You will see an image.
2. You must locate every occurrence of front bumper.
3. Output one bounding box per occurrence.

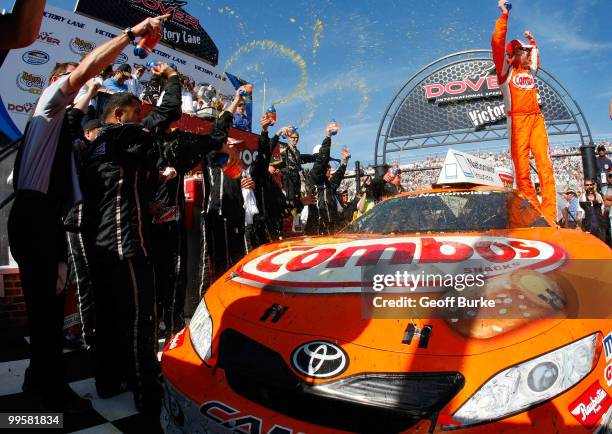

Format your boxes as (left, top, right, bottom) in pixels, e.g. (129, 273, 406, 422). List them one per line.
(161, 325, 612, 433)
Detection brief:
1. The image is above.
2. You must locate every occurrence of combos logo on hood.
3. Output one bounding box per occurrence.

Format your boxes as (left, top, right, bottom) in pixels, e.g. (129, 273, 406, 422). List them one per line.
(22, 50, 49, 66)
(233, 237, 566, 293)
(16, 72, 45, 95)
(69, 37, 96, 56)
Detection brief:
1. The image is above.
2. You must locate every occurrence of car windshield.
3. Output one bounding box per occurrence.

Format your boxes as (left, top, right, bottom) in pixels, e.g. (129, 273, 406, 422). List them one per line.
(342, 190, 549, 235)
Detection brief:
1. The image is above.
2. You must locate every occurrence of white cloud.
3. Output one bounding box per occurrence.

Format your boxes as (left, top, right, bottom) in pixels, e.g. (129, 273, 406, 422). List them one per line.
(513, 0, 612, 52)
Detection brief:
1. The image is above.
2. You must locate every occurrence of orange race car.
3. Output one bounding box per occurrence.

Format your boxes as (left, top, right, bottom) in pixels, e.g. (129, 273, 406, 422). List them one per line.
(161, 183, 612, 434)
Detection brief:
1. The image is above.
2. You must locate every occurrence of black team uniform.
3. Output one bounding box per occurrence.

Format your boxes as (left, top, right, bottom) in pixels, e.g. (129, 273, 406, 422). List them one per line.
(198, 115, 246, 294)
(247, 130, 293, 250)
(309, 136, 347, 235)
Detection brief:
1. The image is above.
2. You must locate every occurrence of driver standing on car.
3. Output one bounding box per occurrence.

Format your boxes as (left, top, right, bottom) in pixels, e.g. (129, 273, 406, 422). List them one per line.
(491, 0, 556, 223)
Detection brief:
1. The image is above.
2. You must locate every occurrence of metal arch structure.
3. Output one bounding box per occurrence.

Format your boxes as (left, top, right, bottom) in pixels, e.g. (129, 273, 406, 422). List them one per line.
(374, 49, 595, 172)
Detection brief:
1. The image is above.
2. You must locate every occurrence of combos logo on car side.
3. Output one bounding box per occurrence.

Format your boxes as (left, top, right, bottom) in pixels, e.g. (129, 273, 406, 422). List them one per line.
(69, 37, 96, 56)
(568, 381, 612, 429)
(16, 72, 45, 95)
(22, 50, 49, 66)
(291, 341, 348, 379)
(233, 237, 566, 292)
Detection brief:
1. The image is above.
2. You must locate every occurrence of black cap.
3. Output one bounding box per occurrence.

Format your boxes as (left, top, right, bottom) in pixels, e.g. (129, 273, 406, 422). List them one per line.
(116, 63, 132, 77)
(597, 144, 606, 152)
(83, 119, 102, 131)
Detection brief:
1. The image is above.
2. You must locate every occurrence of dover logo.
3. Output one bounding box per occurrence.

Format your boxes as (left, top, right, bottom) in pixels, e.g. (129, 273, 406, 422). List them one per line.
(7, 102, 35, 115)
(569, 381, 612, 428)
(69, 37, 96, 55)
(113, 53, 129, 65)
(130, 0, 200, 30)
(233, 237, 566, 292)
(16, 72, 45, 95)
(22, 50, 49, 66)
(291, 341, 348, 379)
(37, 32, 60, 46)
(511, 72, 535, 90)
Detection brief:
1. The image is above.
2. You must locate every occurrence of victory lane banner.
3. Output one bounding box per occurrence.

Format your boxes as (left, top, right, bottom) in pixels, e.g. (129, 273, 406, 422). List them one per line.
(75, 0, 219, 66)
(0, 4, 239, 137)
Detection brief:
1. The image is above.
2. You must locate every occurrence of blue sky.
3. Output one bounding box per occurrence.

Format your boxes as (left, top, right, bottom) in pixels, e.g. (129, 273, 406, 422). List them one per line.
(3, 0, 612, 164)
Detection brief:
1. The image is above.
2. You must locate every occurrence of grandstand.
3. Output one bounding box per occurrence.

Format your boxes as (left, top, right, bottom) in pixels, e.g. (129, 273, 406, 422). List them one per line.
(340, 138, 612, 196)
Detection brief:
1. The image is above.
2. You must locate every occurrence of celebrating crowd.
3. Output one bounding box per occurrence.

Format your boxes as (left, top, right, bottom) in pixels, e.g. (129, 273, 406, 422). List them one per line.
(4, 12, 378, 430)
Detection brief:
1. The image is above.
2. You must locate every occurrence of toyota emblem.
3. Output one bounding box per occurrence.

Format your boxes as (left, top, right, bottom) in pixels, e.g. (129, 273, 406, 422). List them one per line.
(291, 341, 348, 379)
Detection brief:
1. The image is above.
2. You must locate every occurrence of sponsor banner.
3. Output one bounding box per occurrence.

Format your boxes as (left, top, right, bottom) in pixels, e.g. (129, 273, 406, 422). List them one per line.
(233, 236, 566, 292)
(568, 381, 612, 429)
(0, 5, 238, 134)
(22, 50, 50, 66)
(437, 149, 507, 188)
(424, 73, 501, 104)
(75, 0, 219, 65)
(16, 71, 46, 95)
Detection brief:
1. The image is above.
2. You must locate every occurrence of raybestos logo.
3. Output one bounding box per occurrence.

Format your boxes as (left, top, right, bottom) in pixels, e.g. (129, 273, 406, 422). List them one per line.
(16, 72, 45, 95)
(22, 50, 49, 66)
(232, 237, 566, 292)
(569, 381, 612, 428)
(69, 37, 96, 55)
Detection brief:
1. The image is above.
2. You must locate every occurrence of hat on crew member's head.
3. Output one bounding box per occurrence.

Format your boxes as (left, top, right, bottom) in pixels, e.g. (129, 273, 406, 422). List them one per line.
(116, 63, 132, 78)
(83, 119, 102, 131)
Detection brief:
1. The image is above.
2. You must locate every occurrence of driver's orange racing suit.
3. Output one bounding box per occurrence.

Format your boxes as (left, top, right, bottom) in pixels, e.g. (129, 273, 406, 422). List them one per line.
(492, 12, 557, 223)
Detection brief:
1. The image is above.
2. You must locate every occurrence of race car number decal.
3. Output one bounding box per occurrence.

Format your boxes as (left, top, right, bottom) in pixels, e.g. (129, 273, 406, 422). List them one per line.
(568, 381, 612, 429)
(233, 236, 565, 292)
(200, 400, 299, 434)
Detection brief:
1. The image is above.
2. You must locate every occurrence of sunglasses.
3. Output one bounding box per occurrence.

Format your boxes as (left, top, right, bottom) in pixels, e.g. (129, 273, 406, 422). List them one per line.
(585, 183, 594, 187)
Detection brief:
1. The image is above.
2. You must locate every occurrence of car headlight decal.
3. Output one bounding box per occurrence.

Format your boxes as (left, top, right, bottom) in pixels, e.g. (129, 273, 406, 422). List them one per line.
(450, 333, 600, 428)
(189, 298, 213, 361)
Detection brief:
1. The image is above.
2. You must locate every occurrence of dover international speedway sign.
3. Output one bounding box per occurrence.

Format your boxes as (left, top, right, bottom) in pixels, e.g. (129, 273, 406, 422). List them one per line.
(0, 5, 238, 137)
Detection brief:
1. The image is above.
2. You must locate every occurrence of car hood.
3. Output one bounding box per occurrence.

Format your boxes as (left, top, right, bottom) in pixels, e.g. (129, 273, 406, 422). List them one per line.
(215, 229, 611, 356)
